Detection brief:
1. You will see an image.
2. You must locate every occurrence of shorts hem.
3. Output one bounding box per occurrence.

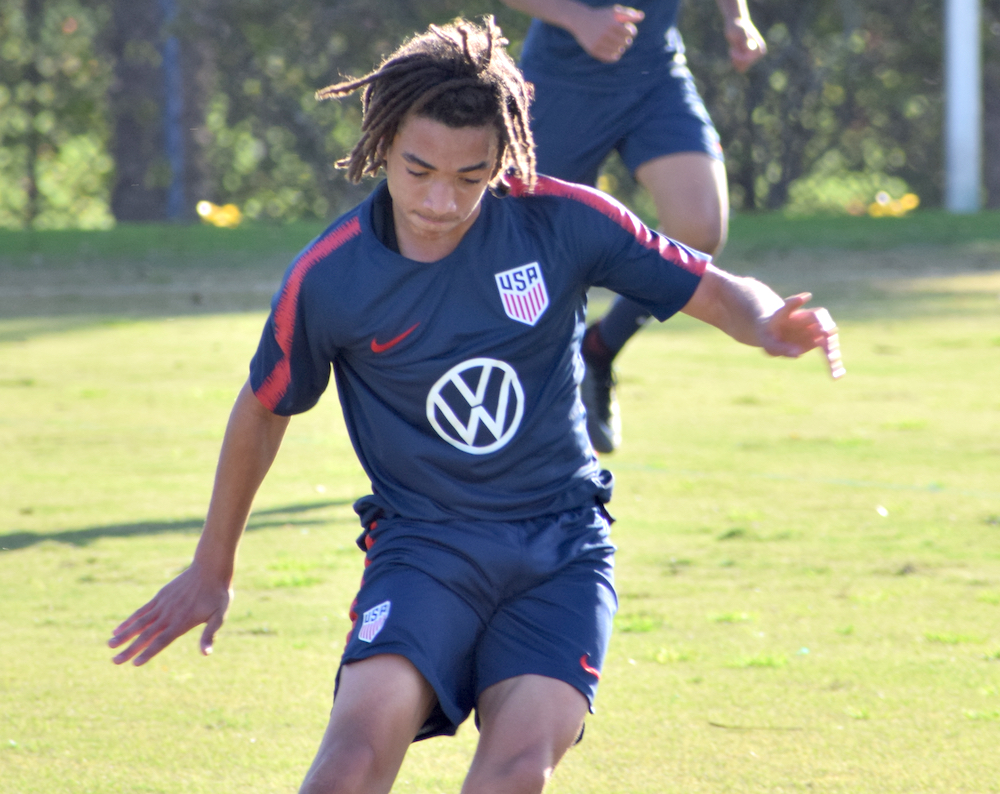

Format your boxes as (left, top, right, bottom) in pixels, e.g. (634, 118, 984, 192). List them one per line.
(475, 666, 600, 715)
(339, 643, 470, 740)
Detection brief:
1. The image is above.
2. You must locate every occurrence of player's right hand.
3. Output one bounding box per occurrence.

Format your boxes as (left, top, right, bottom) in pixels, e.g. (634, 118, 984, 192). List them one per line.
(760, 294, 846, 379)
(108, 562, 233, 666)
(572, 4, 645, 63)
(724, 17, 767, 73)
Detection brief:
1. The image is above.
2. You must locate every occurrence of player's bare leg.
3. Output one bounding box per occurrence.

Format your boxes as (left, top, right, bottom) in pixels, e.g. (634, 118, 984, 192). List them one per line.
(634, 150, 729, 257)
(299, 654, 436, 794)
(461, 674, 588, 794)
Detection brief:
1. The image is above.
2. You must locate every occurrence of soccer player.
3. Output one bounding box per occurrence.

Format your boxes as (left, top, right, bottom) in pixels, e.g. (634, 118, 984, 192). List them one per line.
(108, 18, 842, 794)
(501, 0, 768, 451)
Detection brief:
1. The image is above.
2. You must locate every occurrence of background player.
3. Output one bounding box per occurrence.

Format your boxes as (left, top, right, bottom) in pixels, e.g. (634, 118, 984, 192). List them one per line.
(108, 17, 840, 794)
(502, 0, 767, 451)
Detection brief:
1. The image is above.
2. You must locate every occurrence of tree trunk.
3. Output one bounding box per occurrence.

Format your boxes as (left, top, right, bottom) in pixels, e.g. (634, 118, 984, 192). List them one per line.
(178, 2, 217, 218)
(23, 0, 43, 227)
(108, 0, 168, 221)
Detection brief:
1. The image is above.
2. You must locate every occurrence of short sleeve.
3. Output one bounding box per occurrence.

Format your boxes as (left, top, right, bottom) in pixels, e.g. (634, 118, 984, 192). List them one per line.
(249, 215, 362, 414)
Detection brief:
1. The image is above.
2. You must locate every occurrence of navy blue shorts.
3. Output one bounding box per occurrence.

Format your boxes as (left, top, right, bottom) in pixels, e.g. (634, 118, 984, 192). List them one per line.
(339, 504, 618, 741)
(526, 61, 723, 187)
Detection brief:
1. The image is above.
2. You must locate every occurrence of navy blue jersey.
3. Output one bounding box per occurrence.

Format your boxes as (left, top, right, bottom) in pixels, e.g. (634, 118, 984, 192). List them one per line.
(250, 175, 707, 523)
(520, 0, 684, 90)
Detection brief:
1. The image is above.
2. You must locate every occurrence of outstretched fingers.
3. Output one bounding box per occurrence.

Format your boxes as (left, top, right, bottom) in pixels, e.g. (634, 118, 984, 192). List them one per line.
(814, 308, 846, 379)
(109, 599, 176, 666)
(108, 566, 233, 666)
(763, 295, 846, 378)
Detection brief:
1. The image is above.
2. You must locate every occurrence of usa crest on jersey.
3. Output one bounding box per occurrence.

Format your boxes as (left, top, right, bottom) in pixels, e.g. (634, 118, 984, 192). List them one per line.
(495, 262, 549, 326)
(358, 600, 391, 642)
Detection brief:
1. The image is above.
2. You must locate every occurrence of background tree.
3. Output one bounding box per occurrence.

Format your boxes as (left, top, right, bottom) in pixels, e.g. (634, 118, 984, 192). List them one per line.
(104, 0, 216, 223)
(186, 0, 522, 222)
(105, 0, 173, 221)
(677, 0, 945, 213)
(0, 0, 113, 229)
(0, 0, 995, 228)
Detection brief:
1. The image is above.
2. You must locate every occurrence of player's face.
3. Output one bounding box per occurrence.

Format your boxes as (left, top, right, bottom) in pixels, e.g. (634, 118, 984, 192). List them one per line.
(383, 113, 499, 262)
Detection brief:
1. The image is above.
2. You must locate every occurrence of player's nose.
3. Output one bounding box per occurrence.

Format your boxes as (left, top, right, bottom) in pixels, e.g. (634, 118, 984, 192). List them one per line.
(423, 179, 457, 215)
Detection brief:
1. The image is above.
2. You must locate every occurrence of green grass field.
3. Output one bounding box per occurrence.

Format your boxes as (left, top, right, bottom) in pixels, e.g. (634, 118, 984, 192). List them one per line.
(1, 214, 999, 792)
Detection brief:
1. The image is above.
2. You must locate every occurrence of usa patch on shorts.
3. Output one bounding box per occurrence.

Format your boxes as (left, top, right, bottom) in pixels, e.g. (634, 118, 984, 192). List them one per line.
(358, 600, 391, 642)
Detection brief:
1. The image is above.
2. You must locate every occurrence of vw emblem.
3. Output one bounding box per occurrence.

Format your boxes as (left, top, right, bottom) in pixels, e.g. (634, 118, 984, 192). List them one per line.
(426, 357, 525, 454)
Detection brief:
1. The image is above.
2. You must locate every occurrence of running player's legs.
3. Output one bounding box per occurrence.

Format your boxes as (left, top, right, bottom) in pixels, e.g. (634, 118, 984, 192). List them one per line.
(614, 151, 727, 356)
(622, 61, 729, 257)
(584, 64, 727, 450)
(299, 654, 436, 794)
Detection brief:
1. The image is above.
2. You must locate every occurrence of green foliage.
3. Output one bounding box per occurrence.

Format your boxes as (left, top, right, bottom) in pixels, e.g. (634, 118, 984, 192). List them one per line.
(0, 0, 114, 229)
(0, 1, 996, 226)
(784, 152, 913, 217)
(677, 0, 945, 212)
(186, 0, 526, 222)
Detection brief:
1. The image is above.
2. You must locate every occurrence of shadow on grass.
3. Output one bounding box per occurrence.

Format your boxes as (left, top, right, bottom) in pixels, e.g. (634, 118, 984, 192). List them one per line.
(0, 499, 355, 552)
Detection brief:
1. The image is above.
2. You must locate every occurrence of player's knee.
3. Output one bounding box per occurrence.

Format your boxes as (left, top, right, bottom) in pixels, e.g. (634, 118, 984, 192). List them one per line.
(701, 219, 727, 258)
(656, 209, 725, 257)
(678, 215, 726, 258)
(299, 741, 379, 794)
(465, 747, 557, 794)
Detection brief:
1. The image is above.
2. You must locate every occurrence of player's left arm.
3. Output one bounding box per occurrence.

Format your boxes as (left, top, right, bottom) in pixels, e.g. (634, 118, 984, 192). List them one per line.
(714, 0, 767, 73)
(682, 264, 845, 378)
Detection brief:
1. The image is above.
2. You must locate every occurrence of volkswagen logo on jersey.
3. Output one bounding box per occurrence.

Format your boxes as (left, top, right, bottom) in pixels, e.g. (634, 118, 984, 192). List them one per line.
(495, 262, 549, 326)
(426, 357, 525, 454)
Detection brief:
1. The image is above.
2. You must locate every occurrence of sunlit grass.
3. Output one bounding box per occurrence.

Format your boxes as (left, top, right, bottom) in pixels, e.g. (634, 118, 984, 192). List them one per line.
(2, 227, 999, 792)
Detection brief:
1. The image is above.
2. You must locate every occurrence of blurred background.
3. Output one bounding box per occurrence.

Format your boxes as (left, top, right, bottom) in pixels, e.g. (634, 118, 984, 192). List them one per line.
(0, 0, 997, 231)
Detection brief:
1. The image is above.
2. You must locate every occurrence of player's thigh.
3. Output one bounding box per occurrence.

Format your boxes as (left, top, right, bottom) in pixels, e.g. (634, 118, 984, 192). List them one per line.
(343, 559, 488, 738)
(300, 654, 436, 794)
(474, 509, 617, 710)
(526, 75, 631, 185)
(462, 674, 589, 794)
(635, 151, 729, 256)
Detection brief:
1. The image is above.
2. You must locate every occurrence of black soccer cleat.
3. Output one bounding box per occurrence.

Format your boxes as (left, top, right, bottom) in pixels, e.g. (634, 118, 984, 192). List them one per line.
(580, 347, 621, 454)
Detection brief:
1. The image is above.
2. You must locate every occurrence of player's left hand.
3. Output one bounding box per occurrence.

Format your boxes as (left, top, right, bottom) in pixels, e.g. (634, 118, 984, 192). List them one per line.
(108, 561, 234, 666)
(760, 293, 845, 379)
(724, 17, 767, 73)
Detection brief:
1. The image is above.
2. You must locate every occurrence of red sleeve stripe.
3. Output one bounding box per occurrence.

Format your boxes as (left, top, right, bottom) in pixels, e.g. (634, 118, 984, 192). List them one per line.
(508, 174, 708, 277)
(255, 216, 362, 410)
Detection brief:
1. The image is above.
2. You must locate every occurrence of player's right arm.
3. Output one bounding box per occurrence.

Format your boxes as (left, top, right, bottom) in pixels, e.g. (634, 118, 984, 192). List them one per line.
(501, 0, 645, 63)
(108, 380, 290, 666)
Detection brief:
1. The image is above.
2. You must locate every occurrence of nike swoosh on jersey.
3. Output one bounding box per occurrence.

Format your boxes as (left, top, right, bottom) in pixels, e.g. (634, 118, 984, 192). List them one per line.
(370, 323, 419, 353)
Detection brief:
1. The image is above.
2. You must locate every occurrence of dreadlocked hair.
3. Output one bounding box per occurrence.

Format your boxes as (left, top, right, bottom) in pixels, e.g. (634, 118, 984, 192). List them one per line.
(315, 16, 535, 190)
